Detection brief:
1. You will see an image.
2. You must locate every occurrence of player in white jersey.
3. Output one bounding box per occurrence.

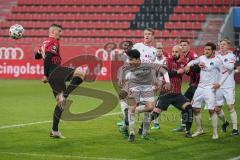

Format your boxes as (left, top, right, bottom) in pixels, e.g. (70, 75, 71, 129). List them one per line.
(184, 42, 228, 139)
(132, 28, 157, 63)
(150, 43, 169, 130)
(214, 39, 239, 136)
(119, 49, 162, 141)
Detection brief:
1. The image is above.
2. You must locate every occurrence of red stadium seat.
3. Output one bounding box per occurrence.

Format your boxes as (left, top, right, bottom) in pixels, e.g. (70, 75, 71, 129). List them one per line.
(192, 22, 202, 30)
(161, 30, 170, 38)
(206, 0, 215, 5)
(174, 6, 183, 13)
(170, 13, 178, 21)
(184, 6, 192, 13)
(189, 0, 196, 5)
(189, 14, 196, 21)
(210, 6, 219, 13)
(170, 30, 179, 38)
(202, 6, 209, 13)
(198, 14, 206, 21)
(175, 21, 184, 29)
(193, 6, 201, 13)
(165, 22, 174, 29)
(178, 0, 185, 5)
(105, 21, 112, 29)
(185, 22, 193, 29)
(181, 13, 188, 21)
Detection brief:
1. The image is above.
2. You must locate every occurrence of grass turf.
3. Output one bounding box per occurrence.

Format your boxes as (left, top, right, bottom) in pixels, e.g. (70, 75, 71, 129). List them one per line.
(0, 80, 239, 160)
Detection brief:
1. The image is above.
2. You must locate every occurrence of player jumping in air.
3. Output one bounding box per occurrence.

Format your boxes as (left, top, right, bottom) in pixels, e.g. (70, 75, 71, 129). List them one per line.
(35, 24, 85, 138)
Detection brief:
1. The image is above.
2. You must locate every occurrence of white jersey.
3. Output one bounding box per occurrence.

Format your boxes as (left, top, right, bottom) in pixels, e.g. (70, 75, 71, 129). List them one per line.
(154, 56, 167, 67)
(187, 55, 223, 89)
(216, 51, 236, 88)
(133, 42, 156, 63)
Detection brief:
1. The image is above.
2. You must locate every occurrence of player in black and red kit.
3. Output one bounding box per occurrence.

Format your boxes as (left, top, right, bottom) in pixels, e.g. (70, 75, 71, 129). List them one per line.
(35, 24, 85, 138)
(150, 45, 193, 138)
(173, 39, 200, 132)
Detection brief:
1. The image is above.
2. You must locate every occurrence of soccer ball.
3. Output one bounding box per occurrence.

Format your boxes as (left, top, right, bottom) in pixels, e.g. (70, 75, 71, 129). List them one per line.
(9, 24, 24, 39)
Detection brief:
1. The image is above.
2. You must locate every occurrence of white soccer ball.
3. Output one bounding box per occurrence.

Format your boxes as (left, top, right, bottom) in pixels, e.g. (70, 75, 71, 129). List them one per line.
(9, 24, 24, 39)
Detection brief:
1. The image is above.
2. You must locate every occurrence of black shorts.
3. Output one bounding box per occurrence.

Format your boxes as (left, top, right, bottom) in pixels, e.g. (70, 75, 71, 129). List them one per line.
(48, 66, 75, 97)
(184, 85, 197, 101)
(156, 93, 189, 111)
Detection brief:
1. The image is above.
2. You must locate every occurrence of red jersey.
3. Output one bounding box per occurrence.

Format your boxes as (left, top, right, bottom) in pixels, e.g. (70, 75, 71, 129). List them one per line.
(39, 37, 61, 65)
(161, 57, 187, 94)
(36, 37, 62, 77)
(184, 51, 200, 87)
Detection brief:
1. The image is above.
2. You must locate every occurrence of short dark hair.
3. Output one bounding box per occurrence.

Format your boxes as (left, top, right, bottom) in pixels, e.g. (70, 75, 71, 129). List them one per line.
(180, 39, 190, 44)
(50, 24, 63, 29)
(205, 42, 216, 50)
(144, 28, 155, 35)
(126, 49, 140, 59)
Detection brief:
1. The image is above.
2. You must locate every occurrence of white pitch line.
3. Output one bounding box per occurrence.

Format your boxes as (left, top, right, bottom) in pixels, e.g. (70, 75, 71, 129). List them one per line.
(0, 112, 122, 130)
(0, 152, 131, 160)
(0, 120, 52, 129)
(228, 155, 240, 160)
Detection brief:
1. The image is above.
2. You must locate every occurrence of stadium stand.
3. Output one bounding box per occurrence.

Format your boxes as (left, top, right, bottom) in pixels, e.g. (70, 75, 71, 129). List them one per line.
(0, 0, 239, 45)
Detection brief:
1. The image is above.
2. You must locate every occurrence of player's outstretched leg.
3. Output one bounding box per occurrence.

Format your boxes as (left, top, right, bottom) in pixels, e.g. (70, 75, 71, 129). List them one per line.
(63, 73, 83, 98)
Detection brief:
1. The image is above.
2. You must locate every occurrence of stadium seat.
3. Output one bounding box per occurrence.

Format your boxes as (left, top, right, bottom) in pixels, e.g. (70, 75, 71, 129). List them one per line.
(193, 6, 201, 13)
(170, 13, 178, 21)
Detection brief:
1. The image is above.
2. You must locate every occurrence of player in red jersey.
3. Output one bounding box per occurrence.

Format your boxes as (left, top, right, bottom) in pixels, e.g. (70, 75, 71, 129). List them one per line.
(35, 24, 85, 138)
(173, 39, 200, 132)
(150, 45, 193, 138)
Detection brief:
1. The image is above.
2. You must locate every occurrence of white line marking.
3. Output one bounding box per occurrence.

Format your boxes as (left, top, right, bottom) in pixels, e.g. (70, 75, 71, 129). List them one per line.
(0, 120, 52, 129)
(228, 155, 240, 160)
(0, 152, 131, 160)
(0, 112, 122, 130)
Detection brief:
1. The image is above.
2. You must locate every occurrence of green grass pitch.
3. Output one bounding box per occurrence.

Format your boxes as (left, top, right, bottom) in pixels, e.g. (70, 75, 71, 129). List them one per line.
(0, 80, 239, 160)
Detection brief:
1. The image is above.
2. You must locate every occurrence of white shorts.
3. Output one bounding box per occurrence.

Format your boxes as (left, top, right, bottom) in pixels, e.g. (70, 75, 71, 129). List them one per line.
(192, 87, 216, 110)
(128, 85, 155, 103)
(215, 87, 235, 106)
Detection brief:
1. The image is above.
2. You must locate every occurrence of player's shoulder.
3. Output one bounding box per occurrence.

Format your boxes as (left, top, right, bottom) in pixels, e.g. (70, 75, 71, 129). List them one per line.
(227, 51, 236, 58)
(133, 42, 143, 48)
(189, 50, 198, 59)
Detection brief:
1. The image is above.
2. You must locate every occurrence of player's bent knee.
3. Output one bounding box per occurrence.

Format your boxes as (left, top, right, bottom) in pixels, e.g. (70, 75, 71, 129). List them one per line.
(181, 102, 191, 110)
(228, 105, 235, 112)
(208, 109, 215, 115)
(214, 106, 222, 112)
(73, 67, 85, 80)
(194, 108, 201, 114)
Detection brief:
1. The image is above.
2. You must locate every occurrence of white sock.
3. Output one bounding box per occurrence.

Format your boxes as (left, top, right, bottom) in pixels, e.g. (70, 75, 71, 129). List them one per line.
(153, 117, 159, 124)
(128, 112, 135, 135)
(120, 99, 128, 115)
(217, 109, 226, 123)
(195, 112, 202, 131)
(230, 111, 238, 130)
(135, 105, 146, 114)
(143, 112, 150, 136)
(211, 112, 218, 136)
